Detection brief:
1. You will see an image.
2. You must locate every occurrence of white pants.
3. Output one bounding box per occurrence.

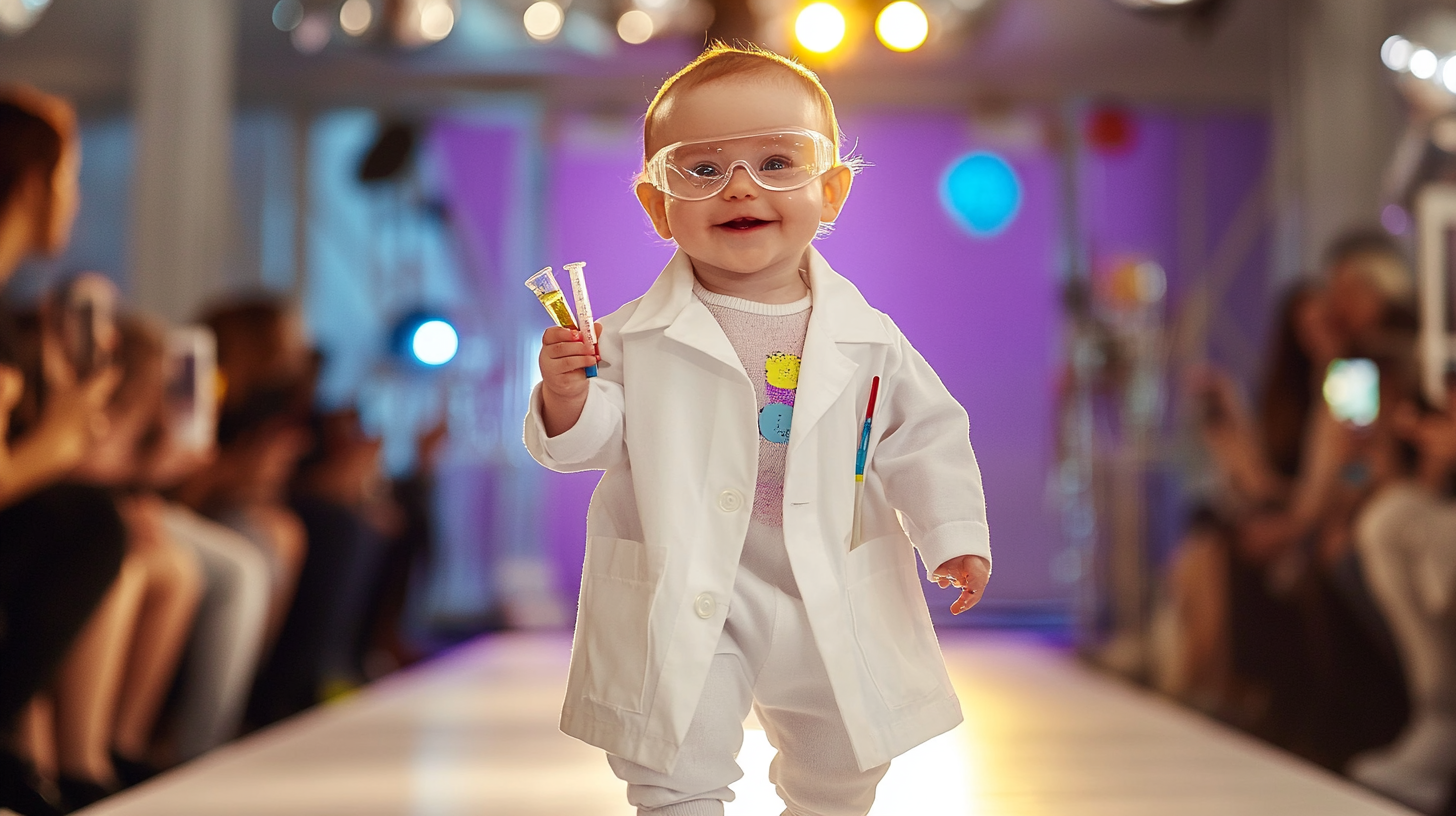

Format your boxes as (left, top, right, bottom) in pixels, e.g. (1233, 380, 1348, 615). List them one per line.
(609, 568, 890, 816)
(164, 505, 272, 760)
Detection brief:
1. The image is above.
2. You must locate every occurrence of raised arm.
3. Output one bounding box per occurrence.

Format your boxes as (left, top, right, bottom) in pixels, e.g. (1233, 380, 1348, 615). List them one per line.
(523, 320, 627, 473)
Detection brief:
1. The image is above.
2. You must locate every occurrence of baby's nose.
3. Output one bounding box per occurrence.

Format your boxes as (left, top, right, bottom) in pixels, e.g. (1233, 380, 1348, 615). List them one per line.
(721, 163, 759, 199)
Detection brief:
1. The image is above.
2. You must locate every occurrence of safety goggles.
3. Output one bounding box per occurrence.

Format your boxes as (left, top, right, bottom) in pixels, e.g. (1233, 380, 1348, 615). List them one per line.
(640, 128, 840, 201)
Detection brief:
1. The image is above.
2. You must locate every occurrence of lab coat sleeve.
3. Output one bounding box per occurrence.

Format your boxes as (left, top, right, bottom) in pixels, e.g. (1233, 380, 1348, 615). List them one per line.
(522, 315, 628, 473)
(872, 323, 992, 577)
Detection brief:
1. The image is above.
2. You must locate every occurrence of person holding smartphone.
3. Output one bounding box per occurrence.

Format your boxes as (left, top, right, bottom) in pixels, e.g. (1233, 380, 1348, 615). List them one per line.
(0, 86, 126, 816)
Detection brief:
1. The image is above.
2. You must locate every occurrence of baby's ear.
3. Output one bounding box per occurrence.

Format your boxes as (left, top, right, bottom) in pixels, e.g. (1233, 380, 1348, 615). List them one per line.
(819, 165, 853, 223)
(635, 183, 673, 239)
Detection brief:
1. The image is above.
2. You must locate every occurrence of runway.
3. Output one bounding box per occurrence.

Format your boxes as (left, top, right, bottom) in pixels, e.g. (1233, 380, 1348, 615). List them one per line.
(71, 631, 1415, 816)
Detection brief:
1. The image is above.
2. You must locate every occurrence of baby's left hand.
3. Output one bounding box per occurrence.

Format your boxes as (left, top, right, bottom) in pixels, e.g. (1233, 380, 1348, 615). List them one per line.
(931, 555, 990, 615)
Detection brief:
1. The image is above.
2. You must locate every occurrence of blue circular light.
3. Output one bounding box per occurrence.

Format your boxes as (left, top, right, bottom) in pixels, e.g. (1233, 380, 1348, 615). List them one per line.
(411, 319, 459, 366)
(940, 151, 1022, 238)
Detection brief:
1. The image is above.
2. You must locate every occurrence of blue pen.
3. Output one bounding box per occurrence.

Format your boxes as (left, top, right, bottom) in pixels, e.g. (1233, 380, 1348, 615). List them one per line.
(850, 376, 881, 551)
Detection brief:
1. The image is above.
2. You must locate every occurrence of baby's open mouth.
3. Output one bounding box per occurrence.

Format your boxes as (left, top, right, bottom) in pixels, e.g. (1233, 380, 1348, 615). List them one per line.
(719, 217, 770, 231)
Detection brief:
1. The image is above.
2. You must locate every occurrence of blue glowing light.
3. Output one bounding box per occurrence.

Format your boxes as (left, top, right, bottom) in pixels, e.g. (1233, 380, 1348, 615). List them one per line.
(411, 319, 459, 366)
(940, 151, 1022, 238)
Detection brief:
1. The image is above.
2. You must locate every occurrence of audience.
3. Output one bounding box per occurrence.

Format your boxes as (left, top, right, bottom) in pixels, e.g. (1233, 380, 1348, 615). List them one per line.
(0, 88, 433, 814)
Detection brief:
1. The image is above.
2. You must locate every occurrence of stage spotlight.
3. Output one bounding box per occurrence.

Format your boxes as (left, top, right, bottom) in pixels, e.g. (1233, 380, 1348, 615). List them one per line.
(940, 151, 1022, 238)
(795, 3, 846, 54)
(394, 314, 460, 367)
(617, 9, 654, 43)
(875, 1, 927, 51)
(1382, 35, 1414, 71)
(525, 0, 565, 40)
(1412, 48, 1439, 79)
(341, 0, 374, 35)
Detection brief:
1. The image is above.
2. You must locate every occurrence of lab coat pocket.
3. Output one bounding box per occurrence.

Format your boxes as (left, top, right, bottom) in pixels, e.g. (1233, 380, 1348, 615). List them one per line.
(581, 536, 665, 713)
(847, 534, 942, 708)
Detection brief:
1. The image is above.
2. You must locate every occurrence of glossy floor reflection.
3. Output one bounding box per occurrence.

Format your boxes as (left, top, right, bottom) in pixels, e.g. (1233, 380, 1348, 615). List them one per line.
(69, 631, 1416, 816)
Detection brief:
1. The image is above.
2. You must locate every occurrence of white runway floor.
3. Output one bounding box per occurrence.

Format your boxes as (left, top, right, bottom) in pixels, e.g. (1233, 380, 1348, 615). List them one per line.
(67, 631, 1415, 816)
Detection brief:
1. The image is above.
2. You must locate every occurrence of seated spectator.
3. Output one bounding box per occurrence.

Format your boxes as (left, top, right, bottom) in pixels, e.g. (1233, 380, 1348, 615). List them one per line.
(133, 318, 271, 762)
(1158, 231, 1416, 770)
(0, 87, 123, 816)
(1350, 384, 1456, 812)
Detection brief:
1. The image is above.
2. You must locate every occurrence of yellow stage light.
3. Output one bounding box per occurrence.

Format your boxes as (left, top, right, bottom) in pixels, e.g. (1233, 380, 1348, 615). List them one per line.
(795, 3, 846, 54)
(875, 0, 927, 51)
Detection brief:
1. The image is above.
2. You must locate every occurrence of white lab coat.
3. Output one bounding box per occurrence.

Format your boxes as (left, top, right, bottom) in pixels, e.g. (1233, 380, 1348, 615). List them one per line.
(524, 247, 991, 774)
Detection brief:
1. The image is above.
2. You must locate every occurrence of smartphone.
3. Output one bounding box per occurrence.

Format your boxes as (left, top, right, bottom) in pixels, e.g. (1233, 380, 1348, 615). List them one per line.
(55, 273, 118, 380)
(1323, 358, 1380, 427)
(165, 326, 218, 453)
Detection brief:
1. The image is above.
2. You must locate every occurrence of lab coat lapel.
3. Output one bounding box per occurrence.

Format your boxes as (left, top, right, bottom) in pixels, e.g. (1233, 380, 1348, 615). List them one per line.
(621, 250, 745, 376)
(790, 249, 890, 448)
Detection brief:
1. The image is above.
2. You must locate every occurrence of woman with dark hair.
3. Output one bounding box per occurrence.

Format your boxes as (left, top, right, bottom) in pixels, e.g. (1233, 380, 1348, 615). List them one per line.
(0, 87, 126, 816)
(1162, 247, 1413, 771)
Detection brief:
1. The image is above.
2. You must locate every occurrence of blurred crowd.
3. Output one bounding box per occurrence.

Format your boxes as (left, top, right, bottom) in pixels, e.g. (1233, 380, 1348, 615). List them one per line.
(1154, 227, 1456, 813)
(0, 89, 440, 815)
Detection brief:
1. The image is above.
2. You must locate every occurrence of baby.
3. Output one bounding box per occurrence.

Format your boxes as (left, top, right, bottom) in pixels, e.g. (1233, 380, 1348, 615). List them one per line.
(525, 44, 991, 816)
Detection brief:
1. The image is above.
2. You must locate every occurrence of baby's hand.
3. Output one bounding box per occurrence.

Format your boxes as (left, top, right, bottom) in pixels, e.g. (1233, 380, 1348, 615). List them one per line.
(539, 323, 603, 437)
(930, 555, 990, 615)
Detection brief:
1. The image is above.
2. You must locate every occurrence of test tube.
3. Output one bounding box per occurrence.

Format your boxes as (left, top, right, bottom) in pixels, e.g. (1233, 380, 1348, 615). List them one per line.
(524, 266, 596, 378)
(564, 262, 599, 378)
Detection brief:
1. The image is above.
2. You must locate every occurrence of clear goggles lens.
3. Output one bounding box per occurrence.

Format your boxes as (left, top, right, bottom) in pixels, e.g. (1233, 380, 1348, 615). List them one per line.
(643, 129, 839, 201)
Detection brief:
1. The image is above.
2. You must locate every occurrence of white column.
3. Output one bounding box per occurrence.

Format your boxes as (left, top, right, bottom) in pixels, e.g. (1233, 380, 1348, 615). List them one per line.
(130, 0, 237, 322)
(1272, 0, 1396, 281)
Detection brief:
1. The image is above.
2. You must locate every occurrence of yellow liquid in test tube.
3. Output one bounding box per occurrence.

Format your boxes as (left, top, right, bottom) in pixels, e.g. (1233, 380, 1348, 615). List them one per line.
(537, 289, 578, 331)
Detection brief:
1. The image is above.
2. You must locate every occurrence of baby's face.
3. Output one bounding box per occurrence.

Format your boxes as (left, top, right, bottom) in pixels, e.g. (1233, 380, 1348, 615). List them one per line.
(637, 76, 850, 281)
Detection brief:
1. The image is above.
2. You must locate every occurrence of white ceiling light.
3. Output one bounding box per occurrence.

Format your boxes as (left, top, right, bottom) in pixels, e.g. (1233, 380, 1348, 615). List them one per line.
(1412, 48, 1439, 79)
(340, 0, 374, 36)
(524, 0, 565, 40)
(0, 0, 50, 36)
(617, 9, 653, 44)
(1382, 35, 1414, 71)
(1441, 57, 1456, 93)
(418, 0, 455, 40)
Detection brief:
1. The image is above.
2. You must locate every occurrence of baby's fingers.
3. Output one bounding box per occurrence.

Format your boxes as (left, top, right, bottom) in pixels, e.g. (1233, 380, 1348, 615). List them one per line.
(950, 586, 981, 615)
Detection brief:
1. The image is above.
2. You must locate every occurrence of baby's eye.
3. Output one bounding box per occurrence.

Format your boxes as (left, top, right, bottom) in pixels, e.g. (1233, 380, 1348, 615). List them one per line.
(761, 156, 793, 172)
(688, 163, 722, 179)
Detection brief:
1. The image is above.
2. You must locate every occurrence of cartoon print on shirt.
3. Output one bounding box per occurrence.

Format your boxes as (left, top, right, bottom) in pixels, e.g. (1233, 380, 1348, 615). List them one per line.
(759, 352, 801, 444)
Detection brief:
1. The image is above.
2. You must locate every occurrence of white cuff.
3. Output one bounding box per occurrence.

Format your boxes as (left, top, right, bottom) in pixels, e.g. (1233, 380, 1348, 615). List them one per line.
(529, 382, 615, 467)
(912, 520, 991, 578)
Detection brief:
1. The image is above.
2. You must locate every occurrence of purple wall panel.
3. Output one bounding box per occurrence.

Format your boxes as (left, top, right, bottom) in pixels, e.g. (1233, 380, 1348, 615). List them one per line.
(1081, 115, 1181, 299)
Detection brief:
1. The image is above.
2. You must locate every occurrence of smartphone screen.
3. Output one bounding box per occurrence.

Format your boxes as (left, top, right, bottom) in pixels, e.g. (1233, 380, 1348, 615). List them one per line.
(55, 273, 118, 381)
(166, 326, 218, 452)
(1323, 358, 1379, 426)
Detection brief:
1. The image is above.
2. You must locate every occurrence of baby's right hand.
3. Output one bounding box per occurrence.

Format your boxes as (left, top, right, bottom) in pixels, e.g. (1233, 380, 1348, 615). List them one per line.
(539, 323, 602, 437)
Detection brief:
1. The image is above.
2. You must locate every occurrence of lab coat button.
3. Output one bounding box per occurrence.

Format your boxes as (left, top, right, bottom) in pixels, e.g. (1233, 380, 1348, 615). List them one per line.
(717, 490, 744, 513)
(694, 593, 716, 618)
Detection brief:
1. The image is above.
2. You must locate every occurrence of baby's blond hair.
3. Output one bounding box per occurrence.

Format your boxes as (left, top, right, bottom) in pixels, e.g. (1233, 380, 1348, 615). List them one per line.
(643, 43, 842, 162)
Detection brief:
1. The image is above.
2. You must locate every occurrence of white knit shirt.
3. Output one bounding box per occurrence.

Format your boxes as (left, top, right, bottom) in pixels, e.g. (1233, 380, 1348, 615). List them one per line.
(695, 282, 811, 599)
